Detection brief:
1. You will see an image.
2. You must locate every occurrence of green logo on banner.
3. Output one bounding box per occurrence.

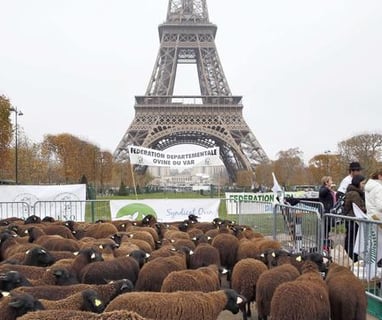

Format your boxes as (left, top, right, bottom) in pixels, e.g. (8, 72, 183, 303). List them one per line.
(116, 203, 157, 221)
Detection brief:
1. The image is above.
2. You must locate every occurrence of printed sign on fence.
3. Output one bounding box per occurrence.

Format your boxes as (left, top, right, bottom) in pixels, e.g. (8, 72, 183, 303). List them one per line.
(110, 199, 220, 222)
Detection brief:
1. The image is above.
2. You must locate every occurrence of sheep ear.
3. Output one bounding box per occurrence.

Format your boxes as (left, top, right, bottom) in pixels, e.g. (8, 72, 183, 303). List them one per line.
(296, 256, 302, 262)
(220, 268, 228, 275)
(9, 298, 24, 308)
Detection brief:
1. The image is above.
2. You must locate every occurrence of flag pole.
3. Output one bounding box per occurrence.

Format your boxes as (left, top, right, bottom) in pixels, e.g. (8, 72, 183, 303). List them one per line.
(129, 162, 138, 200)
(127, 147, 138, 200)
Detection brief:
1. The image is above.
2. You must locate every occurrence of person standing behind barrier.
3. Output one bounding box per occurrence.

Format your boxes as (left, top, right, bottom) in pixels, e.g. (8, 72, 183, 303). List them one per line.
(343, 175, 367, 262)
(365, 168, 382, 221)
(337, 161, 363, 200)
(319, 176, 335, 250)
(365, 168, 382, 266)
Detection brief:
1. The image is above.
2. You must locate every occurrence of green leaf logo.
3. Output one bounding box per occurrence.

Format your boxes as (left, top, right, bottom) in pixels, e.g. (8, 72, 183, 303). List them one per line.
(116, 203, 157, 221)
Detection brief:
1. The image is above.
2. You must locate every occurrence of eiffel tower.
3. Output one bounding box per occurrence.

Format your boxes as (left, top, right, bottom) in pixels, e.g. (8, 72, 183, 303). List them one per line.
(114, 0, 269, 182)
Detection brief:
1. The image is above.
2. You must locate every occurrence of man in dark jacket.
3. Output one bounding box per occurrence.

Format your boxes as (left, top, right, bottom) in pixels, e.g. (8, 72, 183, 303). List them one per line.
(343, 175, 367, 262)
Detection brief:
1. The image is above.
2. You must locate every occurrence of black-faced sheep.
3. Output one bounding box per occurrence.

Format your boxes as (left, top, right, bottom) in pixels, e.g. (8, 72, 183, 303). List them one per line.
(0, 270, 31, 291)
(189, 242, 221, 269)
(104, 289, 245, 320)
(37, 288, 105, 313)
(231, 258, 268, 320)
(0, 231, 40, 261)
(255, 263, 300, 320)
(135, 248, 191, 291)
(54, 247, 104, 282)
(26, 227, 81, 252)
(1, 247, 56, 267)
(79, 255, 140, 285)
(12, 278, 133, 305)
(211, 233, 239, 281)
(325, 262, 367, 320)
(161, 264, 222, 292)
(270, 261, 330, 320)
(0, 291, 44, 320)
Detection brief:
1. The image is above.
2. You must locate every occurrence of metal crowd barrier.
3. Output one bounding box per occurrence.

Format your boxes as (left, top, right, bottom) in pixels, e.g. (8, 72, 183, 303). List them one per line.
(273, 203, 322, 253)
(0, 200, 111, 223)
(225, 199, 274, 236)
(0, 201, 31, 220)
(323, 213, 382, 304)
(33, 200, 111, 222)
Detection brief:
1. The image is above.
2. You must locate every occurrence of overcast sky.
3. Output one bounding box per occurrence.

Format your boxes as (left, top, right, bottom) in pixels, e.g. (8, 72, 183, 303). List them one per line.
(1, 0, 381, 163)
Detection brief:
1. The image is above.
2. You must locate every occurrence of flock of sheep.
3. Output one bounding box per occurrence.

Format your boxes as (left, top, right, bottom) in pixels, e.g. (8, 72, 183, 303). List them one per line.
(0, 213, 368, 320)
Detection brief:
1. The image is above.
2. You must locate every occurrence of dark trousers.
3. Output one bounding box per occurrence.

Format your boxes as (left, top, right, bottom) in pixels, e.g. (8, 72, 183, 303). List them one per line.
(345, 220, 359, 262)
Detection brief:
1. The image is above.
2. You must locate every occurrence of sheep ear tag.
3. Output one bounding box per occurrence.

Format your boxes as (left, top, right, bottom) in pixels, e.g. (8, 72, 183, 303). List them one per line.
(94, 299, 103, 307)
(296, 256, 302, 262)
(237, 296, 244, 304)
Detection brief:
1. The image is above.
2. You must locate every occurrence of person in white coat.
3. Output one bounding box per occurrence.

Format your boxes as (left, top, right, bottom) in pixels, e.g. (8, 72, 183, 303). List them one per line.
(365, 168, 382, 266)
(365, 168, 382, 221)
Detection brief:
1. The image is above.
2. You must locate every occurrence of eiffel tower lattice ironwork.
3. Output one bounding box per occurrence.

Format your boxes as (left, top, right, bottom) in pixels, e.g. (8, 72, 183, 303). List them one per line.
(114, 0, 269, 181)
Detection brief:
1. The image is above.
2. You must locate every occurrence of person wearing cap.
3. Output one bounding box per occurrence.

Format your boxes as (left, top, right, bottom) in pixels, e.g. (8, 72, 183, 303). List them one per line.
(343, 175, 367, 262)
(336, 161, 363, 200)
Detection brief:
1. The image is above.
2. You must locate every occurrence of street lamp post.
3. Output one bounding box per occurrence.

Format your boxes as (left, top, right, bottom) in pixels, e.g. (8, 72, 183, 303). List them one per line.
(324, 150, 331, 175)
(10, 107, 23, 184)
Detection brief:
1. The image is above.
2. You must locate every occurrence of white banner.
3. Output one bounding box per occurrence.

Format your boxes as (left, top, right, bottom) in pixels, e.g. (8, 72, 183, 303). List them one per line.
(110, 199, 220, 222)
(225, 191, 306, 214)
(128, 146, 221, 168)
(0, 184, 86, 221)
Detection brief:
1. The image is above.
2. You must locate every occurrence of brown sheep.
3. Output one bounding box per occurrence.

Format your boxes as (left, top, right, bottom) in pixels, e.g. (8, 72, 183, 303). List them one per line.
(325, 262, 367, 320)
(135, 248, 190, 291)
(37, 289, 105, 313)
(161, 264, 221, 292)
(12, 278, 133, 304)
(17, 309, 151, 320)
(270, 261, 330, 320)
(104, 289, 245, 320)
(255, 263, 300, 320)
(231, 258, 268, 320)
(211, 233, 239, 281)
(189, 242, 220, 269)
(0, 291, 44, 320)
